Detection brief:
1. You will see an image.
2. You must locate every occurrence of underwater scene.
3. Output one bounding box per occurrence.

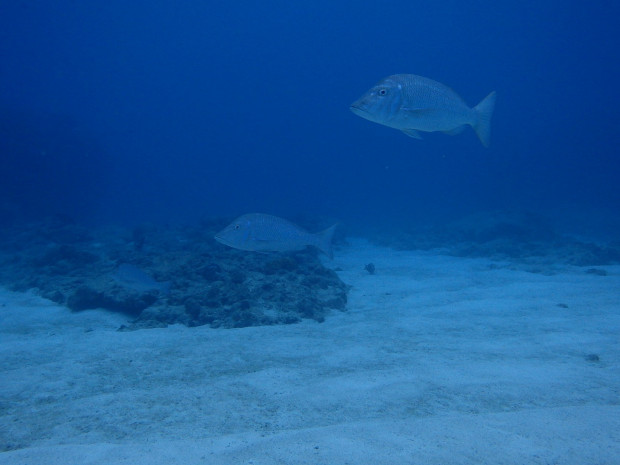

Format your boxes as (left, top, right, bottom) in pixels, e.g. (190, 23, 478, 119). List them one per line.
(1, 1, 619, 464)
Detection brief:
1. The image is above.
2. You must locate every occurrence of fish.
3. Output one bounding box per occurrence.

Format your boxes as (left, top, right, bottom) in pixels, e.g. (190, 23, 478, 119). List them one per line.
(113, 264, 170, 294)
(214, 213, 337, 258)
(350, 74, 497, 147)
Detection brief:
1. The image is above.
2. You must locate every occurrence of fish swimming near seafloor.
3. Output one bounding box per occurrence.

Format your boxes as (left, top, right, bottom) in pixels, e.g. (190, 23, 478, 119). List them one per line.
(350, 74, 496, 147)
(214, 213, 337, 258)
(113, 264, 170, 294)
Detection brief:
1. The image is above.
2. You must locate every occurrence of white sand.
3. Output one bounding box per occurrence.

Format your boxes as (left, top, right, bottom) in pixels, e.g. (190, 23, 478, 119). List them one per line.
(1, 239, 619, 464)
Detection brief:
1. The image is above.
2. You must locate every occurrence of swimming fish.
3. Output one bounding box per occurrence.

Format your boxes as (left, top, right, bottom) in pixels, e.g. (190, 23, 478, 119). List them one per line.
(214, 213, 337, 258)
(113, 264, 170, 294)
(350, 74, 496, 147)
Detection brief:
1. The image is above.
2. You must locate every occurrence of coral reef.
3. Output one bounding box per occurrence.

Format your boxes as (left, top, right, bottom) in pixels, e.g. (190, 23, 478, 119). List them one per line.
(0, 218, 347, 329)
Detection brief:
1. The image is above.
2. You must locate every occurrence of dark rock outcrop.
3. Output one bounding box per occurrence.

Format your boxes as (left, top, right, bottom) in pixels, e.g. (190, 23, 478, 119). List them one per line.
(0, 220, 348, 330)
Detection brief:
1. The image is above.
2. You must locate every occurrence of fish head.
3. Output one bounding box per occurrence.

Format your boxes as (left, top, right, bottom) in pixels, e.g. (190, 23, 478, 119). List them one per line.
(214, 215, 253, 250)
(350, 76, 403, 125)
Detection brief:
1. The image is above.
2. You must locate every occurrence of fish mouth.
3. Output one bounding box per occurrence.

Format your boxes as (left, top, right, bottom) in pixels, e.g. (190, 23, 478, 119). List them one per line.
(214, 234, 241, 251)
(213, 234, 228, 246)
(349, 104, 367, 116)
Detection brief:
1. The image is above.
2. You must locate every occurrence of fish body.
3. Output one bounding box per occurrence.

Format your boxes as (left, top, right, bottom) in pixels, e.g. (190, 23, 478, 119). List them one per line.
(350, 74, 496, 147)
(215, 213, 337, 258)
(113, 264, 170, 294)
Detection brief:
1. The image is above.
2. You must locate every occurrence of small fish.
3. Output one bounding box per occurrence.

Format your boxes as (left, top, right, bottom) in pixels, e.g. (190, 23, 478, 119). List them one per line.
(113, 264, 170, 294)
(215, 213, 337, 258)
(351, 74, 496, 147)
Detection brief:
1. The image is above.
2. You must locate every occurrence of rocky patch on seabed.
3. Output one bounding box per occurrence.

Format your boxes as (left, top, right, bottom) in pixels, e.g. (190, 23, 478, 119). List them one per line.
(0, 218, 348, 330)
(370, 210, 620, 271)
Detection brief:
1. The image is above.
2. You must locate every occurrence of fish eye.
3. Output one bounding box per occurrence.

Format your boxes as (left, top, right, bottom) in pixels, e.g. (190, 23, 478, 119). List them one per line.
(234, 224, 240, 230)
(378, 88, 387, 96)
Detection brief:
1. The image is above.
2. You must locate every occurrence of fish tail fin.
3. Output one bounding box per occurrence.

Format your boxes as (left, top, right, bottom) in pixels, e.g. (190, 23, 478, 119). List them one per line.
(472, 91, 497, 147)
(315, 223, 338, 259)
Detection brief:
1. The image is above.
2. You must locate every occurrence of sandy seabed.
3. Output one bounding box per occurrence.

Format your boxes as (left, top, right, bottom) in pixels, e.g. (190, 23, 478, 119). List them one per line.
(1, 239, 619, 465)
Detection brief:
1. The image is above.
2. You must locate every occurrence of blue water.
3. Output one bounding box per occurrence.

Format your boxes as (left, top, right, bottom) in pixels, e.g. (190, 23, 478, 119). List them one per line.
(1, 1, 618, 233)
(1, 4, 619, 462)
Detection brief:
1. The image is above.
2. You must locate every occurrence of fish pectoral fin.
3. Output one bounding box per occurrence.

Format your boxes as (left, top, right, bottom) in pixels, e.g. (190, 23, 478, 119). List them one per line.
(401, 128, 423, 139)
(442, 125, 466, 136)
(401, 107, 434, 116)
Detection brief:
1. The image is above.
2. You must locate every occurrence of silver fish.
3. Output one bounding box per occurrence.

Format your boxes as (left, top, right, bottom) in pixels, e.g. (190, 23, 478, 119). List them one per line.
(214, 213, 337, 258)
(113, 264, 170, 294)
(351, 74, 496, 147)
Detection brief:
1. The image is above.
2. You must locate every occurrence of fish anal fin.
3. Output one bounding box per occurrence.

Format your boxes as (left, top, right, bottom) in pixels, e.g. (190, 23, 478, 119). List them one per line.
(443, 125, 466, 136)
(401, 128, 423, 139)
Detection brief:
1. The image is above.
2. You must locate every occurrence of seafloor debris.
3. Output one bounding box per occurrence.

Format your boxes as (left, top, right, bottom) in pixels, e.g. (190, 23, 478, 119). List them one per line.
(364, 263, 375, 275)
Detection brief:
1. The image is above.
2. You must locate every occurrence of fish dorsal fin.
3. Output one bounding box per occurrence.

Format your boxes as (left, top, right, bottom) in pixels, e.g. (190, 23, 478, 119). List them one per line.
(401, 128, 423, 139)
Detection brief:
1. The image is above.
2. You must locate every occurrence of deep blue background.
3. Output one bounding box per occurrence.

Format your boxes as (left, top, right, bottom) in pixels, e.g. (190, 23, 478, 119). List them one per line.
(1, 1, 618, 233)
